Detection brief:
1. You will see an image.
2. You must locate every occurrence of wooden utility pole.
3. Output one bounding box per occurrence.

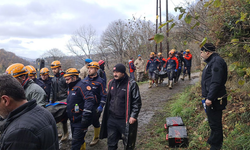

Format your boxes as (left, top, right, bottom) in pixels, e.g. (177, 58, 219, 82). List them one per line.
(166, 0, 170, 57)
(155, 0, 158, 54)
(159, 0, 162, 53)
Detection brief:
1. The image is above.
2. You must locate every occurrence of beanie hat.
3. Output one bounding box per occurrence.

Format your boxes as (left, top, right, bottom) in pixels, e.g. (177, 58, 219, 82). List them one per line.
(85, 58, 92, 63)
(201, 43, 216, 52)
(113, 64, 126, 73)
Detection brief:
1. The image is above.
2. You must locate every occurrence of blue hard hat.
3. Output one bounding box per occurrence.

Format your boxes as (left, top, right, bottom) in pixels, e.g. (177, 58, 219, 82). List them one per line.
(183, 52, 186, 54)
(85, 58, 92, 63)
(138, 54, 141, 57)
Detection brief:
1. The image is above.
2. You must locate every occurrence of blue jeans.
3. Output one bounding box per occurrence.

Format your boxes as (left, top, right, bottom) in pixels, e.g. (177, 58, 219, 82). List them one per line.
(130, 72, 135, 80)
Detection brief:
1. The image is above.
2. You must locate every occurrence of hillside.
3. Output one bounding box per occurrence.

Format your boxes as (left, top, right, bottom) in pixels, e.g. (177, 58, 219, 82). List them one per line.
(0, 49, 30, 73)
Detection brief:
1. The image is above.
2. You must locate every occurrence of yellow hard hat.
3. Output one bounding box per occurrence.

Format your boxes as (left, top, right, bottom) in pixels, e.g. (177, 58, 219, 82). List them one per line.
(51, 60, 61, 68)
(171, 49, 176, 52)
(186, 49, 190, 52)
(5, 63, 28, 78)
(169, 50, 175, 55)
(25, 65, 36, 77)
(88, 62, 100, 69)
(150, 52, 155, 55)
(40, 67, 50, 75)
(64, 68, 79, 78)
(158, 52, 162, 56)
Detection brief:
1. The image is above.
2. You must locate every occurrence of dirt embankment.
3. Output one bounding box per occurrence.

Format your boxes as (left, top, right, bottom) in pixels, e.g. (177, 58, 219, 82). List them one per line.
(59, 73, 200, 150)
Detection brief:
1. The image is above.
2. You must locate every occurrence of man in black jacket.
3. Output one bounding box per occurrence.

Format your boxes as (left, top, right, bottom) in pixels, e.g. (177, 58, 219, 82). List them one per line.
(0, 74, 59, 150)
(100, 64, 142, 150)
(201, 43, 227, 150)
(50, 60, 69, 141)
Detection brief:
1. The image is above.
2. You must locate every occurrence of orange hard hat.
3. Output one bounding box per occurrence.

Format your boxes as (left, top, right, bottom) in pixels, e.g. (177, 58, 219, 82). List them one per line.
(186, 49, 190, 52)
(5, 63, 28, 78)
(51, 60, 61, 68)
(64, 68, 79, 78)
(40, 67, 50, 75)
(150, 52, 155, 55)
(88, 62, 100, 69)
(169, 50, 175, 55)
(158, 52, 162, 56)
(25, 65, 36, 77)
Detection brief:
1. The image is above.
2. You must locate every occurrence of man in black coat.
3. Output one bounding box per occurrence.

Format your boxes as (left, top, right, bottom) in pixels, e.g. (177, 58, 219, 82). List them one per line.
(0, 74, 59, 150)
(201, 43, 228, 150)
(100, 64, 142, 150)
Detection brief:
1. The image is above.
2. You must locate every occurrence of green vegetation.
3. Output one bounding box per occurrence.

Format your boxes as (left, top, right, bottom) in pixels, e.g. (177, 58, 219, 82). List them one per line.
(137, 81, 250, 149)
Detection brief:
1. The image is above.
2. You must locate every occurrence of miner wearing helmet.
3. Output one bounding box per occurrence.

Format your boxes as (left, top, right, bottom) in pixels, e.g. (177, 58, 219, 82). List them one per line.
(163, 49, 179, 89)
(39, 67, 52, 102)
(145, 52, 160, 88)
(5, 63, 46, 107)
(64, 68, 95, 150)
(50, 60, 69, 141)
(157, 52, 167, 84)
(82, 62, 107, 146)
(79, 58, 92, 79)
(182, 49, 192, 80)
(97, 60, 107, 86)
(25, 65, 46, 90)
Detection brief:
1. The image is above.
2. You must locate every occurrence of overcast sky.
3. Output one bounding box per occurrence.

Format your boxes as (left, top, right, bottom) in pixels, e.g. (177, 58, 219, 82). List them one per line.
(0, 0, 195, 59)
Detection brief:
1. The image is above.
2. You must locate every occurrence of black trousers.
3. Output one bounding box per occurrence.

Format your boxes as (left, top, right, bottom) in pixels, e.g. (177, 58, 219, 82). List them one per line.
(107, 115, 126, 150)
(206, 106, 223, 150)
(91, 105, 101, 128)
(71, 126, 87, 150)
(183, 66, 191, 76)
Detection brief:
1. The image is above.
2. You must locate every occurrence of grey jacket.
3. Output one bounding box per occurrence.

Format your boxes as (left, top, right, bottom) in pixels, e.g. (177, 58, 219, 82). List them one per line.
(23, 78, 46, 107)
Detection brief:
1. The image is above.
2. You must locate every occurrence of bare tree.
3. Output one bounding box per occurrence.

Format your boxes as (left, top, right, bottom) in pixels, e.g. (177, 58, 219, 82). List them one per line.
(67, 25, 97, 62)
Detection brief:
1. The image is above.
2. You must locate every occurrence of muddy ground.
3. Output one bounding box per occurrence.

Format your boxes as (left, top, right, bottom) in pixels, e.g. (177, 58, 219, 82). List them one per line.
(59, 73, 200, 150)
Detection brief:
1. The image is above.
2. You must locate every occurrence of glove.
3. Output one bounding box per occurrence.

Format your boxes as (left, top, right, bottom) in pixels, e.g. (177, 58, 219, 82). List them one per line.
(81, 118, 89, 127)
(96, 105, 103, 114)
(175, 69, 178, 72)
(178, 67, 181, 69)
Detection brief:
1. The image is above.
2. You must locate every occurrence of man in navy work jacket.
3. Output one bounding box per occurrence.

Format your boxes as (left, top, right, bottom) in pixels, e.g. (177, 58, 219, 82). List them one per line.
(64, 68, 95, 150)
(100, 63, 142, 150)
(201, 43, 227, 150)
(82, 61, 107, 146)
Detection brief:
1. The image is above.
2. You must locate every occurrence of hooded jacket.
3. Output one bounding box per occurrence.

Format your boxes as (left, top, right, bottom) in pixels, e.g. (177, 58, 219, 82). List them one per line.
(23, 78, 47, 107)
(0, 100, 59, 150)
(100, 74, 142, 149)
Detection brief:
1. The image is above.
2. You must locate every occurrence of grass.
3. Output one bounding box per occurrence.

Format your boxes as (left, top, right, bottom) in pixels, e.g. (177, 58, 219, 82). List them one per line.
(136, 81, 250, 150)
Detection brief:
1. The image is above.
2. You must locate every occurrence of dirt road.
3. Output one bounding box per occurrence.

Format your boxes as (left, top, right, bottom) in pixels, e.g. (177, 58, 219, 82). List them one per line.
(59, 73, 200, 150)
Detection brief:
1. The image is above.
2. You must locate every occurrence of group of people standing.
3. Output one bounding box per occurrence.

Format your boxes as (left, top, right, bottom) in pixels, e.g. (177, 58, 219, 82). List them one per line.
(129, 49, 193, 89)
(0, 58, 141, 150)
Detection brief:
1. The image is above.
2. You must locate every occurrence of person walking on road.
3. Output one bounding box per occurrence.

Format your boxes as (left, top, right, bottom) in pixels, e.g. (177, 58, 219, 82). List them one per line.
(134, 54, 144, 82)
(100, 63, 142, 150)
(157, 52, 167, 84)
(145, 52, 160, 88)
(163, 50, 179, 89)
(182, 49, 192, 80)
(80, 58, 92, 79)
(201, 43, 228, 150)
(64, 68, 95, 150)
(129, 57, 136, 80)
(176, 52, 186, 82)
(82, 62, 107, 146)
(0, 74, 59, 150)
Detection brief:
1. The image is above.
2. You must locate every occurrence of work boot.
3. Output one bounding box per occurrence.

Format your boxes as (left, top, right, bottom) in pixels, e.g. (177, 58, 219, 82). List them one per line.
(60, 122, 69, 141)
(166, 79, 170, 87)
(169, 80, 173, 89)
(155, 80, 158, 87)
(80, 142, 86, 150)
(148, 80, 152, 88)
(90, 127, 100, 146)
(181, 74, 185, 81)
